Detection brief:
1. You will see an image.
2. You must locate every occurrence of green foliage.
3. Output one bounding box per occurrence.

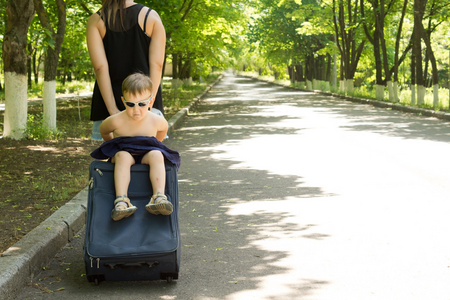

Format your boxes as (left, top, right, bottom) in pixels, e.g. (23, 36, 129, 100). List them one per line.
(23, 113, 63, 140)
(145, 0, 250, 79)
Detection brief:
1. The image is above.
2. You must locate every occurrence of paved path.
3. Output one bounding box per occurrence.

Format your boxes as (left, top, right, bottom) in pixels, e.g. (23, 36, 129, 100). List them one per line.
(15, 73, 450, 299)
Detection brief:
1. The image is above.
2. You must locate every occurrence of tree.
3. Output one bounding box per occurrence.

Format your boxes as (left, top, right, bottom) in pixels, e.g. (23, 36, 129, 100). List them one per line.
(59, 0, 93, 83)
(361, 0, 412, 101)
(34, 0, 66, 131)
(291, 0, 338, 88)
(420, 0, 450, 107)
(149, 0, 248, 80)
(2, 0, 35, 139)
(27, 16, 46, 86)
(411, 0, 426, 105)
(332, 0, 366, 94)
(391, 0, 410, 102)
(248, 0, 332, 85)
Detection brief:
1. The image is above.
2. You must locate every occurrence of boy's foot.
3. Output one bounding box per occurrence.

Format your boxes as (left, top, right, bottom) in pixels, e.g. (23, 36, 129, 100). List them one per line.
(111, 196, 137, 221)
(145, 193, 173, 215)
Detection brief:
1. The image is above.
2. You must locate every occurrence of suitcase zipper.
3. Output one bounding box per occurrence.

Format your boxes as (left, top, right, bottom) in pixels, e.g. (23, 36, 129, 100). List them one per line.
(89, 169, 103, 190)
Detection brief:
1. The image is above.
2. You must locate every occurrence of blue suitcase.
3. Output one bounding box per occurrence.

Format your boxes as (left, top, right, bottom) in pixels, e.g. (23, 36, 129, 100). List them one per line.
(84, 160, 180, 284)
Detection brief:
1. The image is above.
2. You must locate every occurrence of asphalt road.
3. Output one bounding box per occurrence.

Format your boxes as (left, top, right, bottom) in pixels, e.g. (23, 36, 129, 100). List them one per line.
(16, 73, 450, 299)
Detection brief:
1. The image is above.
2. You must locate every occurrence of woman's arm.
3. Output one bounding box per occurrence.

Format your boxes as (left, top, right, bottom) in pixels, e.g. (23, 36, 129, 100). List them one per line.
(86, 13, 120, 116)
(144, 10, 166, 99)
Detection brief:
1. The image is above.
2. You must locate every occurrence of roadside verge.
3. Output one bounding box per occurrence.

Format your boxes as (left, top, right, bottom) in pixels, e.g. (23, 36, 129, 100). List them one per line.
(245, 74, 450, 122)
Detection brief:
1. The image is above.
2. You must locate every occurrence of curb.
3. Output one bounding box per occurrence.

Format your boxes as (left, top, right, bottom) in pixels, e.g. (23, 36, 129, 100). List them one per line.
(0, 188, 88, 300)
(0, 75, 222, 300)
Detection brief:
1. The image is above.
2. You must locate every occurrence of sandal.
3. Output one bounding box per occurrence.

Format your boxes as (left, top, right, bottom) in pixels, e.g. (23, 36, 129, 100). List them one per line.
(111, 196, 137, 221)
(146, 193, 173, 215)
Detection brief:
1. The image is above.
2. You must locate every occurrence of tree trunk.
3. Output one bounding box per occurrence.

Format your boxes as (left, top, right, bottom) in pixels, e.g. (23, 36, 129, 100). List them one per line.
(378, 0, 392, 101)
(421, 15, 439, 107)
(361, 0, 384, 100)
(288, 65, 295, 83)
(387, 81, 394, 101)
(410, 46, 416, 105)
(333, 0, 364, 95)
(375, 85, 384, 100)
(34, 0, 66, 131)
(393, 0, 409, 102)
(413, 0, 425, 105)
(33, 50, 39, 85)
(27, 43, 32, 88)
(332, 52, 337, 90)
(295, 64, 303, 82)
(172, 53, 179, 79)
(2, 0, 35, 139)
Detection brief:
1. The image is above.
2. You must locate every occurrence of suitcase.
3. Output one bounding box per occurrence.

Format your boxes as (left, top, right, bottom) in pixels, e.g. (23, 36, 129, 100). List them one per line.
(84, 160, 180, 284)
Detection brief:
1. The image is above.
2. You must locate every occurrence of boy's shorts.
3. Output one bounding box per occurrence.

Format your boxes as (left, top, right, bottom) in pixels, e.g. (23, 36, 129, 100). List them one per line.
(131, 154, 145, 164)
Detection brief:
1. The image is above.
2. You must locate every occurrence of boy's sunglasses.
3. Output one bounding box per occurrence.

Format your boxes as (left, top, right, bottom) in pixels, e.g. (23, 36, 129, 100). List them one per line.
(122, 95, 153, 108)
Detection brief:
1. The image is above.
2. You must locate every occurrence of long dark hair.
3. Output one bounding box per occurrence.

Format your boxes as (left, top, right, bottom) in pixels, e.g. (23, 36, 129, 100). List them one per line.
(100, 0, 127, 30)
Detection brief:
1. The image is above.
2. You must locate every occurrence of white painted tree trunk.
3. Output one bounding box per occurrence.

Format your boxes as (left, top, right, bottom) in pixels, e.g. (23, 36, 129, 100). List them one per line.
(387, 81, 394, 102)
(375, 85, 385, 100)
(417, 84, 425, 105)
(393, 81, 399, 102)
(432, 84, 439, 108)
(411, 84, 416, 105)
(171, 78, 183, 89)
(3, 72, 28, 139)
(345, 79, 354, 95)
(43, 80, 57, 131)
(306, 80, 312, 90)
(339, 80, 345, 93)
(332, 54, 337, 91)
(183, 77, 193, 86)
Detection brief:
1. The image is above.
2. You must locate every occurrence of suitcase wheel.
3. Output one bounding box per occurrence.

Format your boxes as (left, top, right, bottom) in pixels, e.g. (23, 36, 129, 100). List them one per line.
(161, 272, 178, 283)
(87, 274, 104, 285)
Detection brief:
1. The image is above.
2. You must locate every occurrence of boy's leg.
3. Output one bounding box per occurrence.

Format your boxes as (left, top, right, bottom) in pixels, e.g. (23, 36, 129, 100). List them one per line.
(141, 150, 166, 194)
(142, 151, 173, 215)
(111, 151, 135, 197)
(110, 151, 137, 221)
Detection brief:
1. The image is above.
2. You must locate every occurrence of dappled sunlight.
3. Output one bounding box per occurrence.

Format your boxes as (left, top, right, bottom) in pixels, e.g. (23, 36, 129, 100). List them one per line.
(166, 74, 450, 299)
(219, 196, 336, 299)
(24, 144, 90, 155)
(26, 145, 59, 152)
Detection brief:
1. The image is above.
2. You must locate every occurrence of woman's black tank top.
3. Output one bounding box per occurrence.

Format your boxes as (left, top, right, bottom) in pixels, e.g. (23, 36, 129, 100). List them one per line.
(90, 4, 163, 121)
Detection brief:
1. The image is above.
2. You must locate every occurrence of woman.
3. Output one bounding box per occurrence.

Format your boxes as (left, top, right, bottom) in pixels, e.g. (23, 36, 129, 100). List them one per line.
(86, 0, 166, 140)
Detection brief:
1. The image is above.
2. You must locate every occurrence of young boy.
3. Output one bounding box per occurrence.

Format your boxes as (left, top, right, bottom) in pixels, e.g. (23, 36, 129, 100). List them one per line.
(90, 73, 180, 221)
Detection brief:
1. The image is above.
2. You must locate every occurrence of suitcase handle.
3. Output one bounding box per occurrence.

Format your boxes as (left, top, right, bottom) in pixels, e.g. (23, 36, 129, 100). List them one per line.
(105, 261, 160, 270)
